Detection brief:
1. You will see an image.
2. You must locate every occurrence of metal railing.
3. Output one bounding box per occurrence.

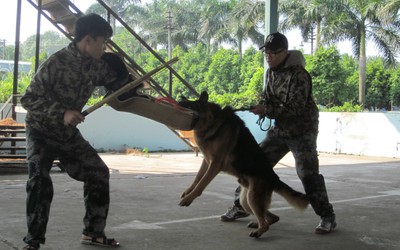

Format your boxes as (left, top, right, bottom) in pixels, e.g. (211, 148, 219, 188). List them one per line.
(25, 0, 199, 100)
(0, 95, 13, 120)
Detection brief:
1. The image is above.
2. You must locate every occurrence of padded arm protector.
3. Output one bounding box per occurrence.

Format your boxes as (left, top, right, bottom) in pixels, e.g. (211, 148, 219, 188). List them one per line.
(102, 52, 130, 91)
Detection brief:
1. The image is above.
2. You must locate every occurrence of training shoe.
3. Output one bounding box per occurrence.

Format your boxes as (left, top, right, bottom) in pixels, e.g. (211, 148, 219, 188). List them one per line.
(220, 205, 250, 222)
(315, 214, 337, 234)
(22, 243, 40, 250)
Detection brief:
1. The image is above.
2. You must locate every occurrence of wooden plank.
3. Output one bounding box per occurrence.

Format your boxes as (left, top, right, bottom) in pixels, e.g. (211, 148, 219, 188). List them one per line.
(0, 147, 26, 150)
(0, 125, 25, 129)
(0, 137, 26, 142)
(0, 154, 27, 159)
(0, 129, 26, 133)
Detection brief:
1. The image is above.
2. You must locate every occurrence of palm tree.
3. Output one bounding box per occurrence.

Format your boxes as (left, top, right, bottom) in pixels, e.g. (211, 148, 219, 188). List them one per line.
(87, 0, 142, 31)
(198, 0, 233, 54)
(279, 0, 400, 107)
(124, 0, 205, 52)
(121, 0, 169, 50)
(279, 0, 340, 53)
(230, 0, 265, 58)
(169, 1, 204, 49)
(322, 0, 400, 107)
(279, 0, 316, 48)
(378, 0, 400, 20)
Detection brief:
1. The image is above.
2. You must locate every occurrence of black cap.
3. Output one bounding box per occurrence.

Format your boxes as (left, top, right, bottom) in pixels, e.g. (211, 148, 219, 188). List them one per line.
(259, 32, 288, 51)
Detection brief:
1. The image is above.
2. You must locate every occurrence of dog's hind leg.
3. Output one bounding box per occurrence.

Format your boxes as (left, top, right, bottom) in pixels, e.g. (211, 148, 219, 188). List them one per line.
(240, 180, 280, 230)
(239, 186, 252, 213)
(247, 210, 280, 229)
(239, 187, 278, 228)
(246, 182, 272, 238)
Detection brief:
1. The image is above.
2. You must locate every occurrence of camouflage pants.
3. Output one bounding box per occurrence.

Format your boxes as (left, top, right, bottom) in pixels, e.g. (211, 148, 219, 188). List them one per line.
(23, 126, 110, 245)
(234, 128, 334, 218)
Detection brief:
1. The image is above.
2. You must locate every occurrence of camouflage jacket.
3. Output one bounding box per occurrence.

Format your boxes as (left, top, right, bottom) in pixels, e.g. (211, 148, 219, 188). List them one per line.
(21, 42, 117, 142)
(262, 50, 319, 138)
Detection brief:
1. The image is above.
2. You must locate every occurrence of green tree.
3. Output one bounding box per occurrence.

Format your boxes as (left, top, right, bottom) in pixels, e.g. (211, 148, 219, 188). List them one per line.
(114, 0, 266, 56)
(20, 31, 69, 61)
(235, 47, 264, 107)
(134, 0, 170, 50)
(323, 0, 400, 107)
(214, 47, 264, 109)
(279, 0, 400, 108)
(168, 0, 204, 50)
(0, 72, 32, 102)
(364, 57, 392, 110)
(172, 44, 211, 99)
(339, 54, 359, 104)
(0, 42, 15, 60)
(198, 0, 234, 54)
(122, 0, 203, 52)
(230, 0, 265, 57)
(239, 47, 263, 93)
(279, 0, 317, 51)
(112, 27, 143, 57)
(306, 46, 350, 106)
(389, 67, 400, 108)
(279, 0, 341, 52)
(201, 48, 241, 96)
(378, 0, 400, 21)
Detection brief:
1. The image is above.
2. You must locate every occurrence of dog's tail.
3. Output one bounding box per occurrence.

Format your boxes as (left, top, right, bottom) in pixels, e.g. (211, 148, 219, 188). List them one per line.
(274, 179, 309, 211)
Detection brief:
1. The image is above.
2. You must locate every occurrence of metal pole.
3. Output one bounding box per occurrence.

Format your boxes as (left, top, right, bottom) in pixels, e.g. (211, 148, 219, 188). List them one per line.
(265, 0, 279, 35)
(1, 39, 6, 59)
(166, 10, 173, 95)
(264, 1, 279, 83)
(311, 28, 314, 55)
(35, 0, 42, 72)
(12, 0, 22, 120)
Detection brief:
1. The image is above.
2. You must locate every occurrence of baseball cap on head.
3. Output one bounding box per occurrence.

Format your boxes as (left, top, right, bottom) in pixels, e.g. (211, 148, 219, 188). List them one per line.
(259, 32, 288, 51)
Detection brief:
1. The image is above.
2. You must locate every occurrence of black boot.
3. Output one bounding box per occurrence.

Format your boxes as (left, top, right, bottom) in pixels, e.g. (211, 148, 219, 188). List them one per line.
(302, 173, 337, 234)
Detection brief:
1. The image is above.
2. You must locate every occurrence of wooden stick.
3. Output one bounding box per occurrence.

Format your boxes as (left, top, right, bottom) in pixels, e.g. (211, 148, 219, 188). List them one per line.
(82, 57, 179, 116)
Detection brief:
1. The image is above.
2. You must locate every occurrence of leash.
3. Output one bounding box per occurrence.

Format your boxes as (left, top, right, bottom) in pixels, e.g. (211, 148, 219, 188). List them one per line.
(233, 105, 272, 131)
(256, 116, 272, 131)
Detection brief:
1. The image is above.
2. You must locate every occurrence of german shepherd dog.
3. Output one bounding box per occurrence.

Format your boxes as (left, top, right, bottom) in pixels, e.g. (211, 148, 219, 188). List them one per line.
(178, 91, 309, 238)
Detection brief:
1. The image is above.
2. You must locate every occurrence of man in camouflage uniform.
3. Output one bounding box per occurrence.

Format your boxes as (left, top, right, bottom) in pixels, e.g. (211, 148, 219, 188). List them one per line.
(221, 32, 336, 234)
(21, 14, 123, 249)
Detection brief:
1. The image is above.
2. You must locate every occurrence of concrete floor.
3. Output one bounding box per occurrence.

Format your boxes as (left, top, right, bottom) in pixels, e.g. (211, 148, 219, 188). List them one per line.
(0, 152, 399, 250)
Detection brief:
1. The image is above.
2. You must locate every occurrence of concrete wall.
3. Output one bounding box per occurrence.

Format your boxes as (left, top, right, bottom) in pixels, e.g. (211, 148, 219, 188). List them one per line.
(317, 112, 400, 158)
(3, 103, 400, 158)
(77, 106, 270, 152)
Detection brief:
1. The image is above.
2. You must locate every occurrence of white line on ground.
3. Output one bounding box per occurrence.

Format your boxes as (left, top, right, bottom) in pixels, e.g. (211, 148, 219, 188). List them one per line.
(111, 189, 400, 230)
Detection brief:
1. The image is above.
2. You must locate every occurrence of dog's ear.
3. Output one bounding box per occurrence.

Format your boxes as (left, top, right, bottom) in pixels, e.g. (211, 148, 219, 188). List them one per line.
(199, 91, 209, 103)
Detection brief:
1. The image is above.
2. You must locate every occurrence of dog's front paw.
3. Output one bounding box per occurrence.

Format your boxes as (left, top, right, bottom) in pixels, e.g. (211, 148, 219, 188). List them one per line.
(179, 195, 195, 207)
(248, 224, 269, 238)
(249, 229, 266, 238)
(249, 230, 262, 238)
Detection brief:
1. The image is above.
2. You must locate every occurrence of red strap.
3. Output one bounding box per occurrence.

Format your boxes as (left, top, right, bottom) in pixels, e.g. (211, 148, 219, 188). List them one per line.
(155, 97, 178, 106)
